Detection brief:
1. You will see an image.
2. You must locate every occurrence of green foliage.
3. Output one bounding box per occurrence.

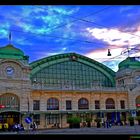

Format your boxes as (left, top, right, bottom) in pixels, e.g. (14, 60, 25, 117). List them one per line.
(67, 116, 81, 124)
(127, 116, 134, 121)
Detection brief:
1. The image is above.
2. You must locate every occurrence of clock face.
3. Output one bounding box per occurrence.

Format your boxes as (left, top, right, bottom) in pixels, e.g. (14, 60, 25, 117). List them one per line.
(135, 75, 140, 82)
(6, 66, 14, 75)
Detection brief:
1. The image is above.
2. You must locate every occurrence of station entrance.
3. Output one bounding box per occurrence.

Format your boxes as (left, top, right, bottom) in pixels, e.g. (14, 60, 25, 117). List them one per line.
(0, 93, 20, 126)
(0, 111, 20, 125)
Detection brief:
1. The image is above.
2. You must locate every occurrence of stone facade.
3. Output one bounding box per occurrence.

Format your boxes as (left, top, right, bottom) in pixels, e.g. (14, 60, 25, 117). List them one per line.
(0, 45, 140, 129)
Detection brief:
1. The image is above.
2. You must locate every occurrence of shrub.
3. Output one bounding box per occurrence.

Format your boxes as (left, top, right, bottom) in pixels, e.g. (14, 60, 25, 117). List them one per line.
(127, 116, 134, 122)
(67, 116, 81, 124)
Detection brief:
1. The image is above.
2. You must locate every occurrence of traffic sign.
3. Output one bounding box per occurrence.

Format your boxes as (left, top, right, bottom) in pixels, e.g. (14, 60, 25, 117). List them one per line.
(131, 111, 136, 117)
(25, 117, 32, 124)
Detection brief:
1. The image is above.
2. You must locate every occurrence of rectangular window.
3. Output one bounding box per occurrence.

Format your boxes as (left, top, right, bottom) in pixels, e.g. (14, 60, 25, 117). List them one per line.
(33, 114, 40, 125)
(120, 100, 125, 109)
(33, 100, 40, 110)
(95, 100, 100, 109)
(47, 114, 60, 125)
(66, 100, 72, 110)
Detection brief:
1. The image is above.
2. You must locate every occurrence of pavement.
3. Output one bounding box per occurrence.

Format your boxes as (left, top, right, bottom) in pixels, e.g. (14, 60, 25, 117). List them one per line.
(1, 125, 140, 135)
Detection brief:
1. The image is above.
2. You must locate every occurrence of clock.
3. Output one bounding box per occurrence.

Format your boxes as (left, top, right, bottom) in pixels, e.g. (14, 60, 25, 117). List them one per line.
(6, 66, 14, 75)
(135, 75, 140, 83)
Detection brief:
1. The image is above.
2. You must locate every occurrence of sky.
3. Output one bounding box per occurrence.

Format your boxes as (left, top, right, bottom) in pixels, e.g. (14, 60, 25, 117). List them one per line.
(0, 5, 140, 72)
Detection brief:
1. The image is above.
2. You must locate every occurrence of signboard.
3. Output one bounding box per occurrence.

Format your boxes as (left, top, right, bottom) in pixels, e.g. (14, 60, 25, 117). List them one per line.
(136, 104, 140, 107)
(25, 117, 32, 124)
(0, 105, 5, 108)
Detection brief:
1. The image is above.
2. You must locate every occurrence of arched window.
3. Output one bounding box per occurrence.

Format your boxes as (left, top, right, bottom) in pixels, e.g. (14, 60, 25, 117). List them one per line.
(47, 98, 59, 110)
(0, 93, 20, 111)
(136, 96, 140, 108)
(106, 98, 115, 109)
(78, 98, 89, 109)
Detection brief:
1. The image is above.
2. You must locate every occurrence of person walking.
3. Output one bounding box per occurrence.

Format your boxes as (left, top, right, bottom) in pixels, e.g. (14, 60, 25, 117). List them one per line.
(33, 121, 37, 131)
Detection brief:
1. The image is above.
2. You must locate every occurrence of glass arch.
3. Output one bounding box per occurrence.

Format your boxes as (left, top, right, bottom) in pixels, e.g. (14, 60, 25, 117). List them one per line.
(31, 60, 114, 89)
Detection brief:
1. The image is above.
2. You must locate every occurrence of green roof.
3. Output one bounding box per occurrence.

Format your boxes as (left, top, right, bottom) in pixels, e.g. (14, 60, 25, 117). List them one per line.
(119, 57, 140, 70)
(0, 44, 25, 59)
(30, 52, 116, 86)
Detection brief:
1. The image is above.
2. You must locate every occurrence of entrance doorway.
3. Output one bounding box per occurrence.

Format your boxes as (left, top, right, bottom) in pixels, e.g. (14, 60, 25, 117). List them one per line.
(106, 112, 116, 123)
(107, 112, 112, 120)
(0, 111, 20, 126)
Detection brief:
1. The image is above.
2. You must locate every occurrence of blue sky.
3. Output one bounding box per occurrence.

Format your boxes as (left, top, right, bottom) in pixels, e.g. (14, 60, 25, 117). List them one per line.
(0, 5, 140, 71)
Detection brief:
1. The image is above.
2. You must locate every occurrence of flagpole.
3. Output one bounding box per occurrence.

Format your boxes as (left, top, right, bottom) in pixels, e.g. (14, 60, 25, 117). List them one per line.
(9, 31, 11, 44)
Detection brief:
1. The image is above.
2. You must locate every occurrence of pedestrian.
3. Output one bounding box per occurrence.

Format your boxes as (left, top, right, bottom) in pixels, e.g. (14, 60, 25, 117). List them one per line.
(33, 121, 37, 131)
(14, 123, 18, 132)
(106, 120, 109, 128)
(20, 123, 24, 131)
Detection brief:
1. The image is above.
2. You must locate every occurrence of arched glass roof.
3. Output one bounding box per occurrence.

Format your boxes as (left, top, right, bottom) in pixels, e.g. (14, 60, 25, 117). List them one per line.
(30, 53, 115, 89)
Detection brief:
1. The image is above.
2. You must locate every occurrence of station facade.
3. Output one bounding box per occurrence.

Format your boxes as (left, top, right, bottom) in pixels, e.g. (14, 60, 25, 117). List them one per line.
(0, 44, 140, 129)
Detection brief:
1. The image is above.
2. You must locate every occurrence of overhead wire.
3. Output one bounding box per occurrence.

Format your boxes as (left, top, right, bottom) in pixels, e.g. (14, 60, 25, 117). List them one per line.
(1, 6, 139, 63)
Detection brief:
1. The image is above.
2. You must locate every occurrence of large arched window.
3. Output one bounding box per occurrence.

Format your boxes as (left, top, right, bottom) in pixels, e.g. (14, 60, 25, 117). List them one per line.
(106, 98, 115, 109)
(31, 55, 115, 90)
(0, 93, 20, 111)
(78, 98, 89, 110)
(47, 98, 59, 110)
(136, 96, 140, 108)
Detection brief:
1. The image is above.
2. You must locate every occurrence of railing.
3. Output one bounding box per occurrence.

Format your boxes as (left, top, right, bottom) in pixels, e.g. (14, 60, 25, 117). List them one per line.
(32, 84, 127, 92)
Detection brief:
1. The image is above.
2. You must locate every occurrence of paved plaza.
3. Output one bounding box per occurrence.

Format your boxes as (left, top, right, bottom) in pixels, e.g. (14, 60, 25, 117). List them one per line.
(1, 125, 140, 135)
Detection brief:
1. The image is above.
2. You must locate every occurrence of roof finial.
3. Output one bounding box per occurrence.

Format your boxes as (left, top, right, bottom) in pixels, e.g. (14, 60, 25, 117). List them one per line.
(8, 31, 12, 44)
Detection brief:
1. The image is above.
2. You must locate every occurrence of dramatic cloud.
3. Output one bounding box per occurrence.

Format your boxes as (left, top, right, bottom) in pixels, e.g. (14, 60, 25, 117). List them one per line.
(86, 27, 140, 46)
(0, 5, 140, 71)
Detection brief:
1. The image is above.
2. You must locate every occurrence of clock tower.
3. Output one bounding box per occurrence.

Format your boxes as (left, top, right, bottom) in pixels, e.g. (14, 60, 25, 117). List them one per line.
(0, 44, 31, 125)
(116, 57, 140, 113)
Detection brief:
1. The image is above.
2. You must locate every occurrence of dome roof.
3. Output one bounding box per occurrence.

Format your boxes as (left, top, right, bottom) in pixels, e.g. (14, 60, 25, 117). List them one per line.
(118, 57, 140, 70)
(0, 44, 24, 56)
(0, 44, 26, 60)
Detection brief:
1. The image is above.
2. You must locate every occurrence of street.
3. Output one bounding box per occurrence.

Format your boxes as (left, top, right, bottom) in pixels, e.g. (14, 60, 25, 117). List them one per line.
(1, 125, 140, 135)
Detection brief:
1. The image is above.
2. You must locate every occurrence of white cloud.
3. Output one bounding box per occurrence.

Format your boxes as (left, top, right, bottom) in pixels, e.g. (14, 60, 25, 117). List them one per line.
(85, 47, 127, 72)
(86, 27, 140, 46)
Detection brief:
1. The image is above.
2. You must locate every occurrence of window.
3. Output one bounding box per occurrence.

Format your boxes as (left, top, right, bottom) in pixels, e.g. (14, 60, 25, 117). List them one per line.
(95, 100, 100, 109)
(120, 100, 125, 109)
(47, 114, 60, 125)
(33, 100, 40, 110)
(31, 60, 114, 91)
(66, 100, 72, 110)
(33, 114, 40, 125)
(106, 98, 115, 109)
(47, 98, 59, 110)
(0, 93, 19, 111)
(78, 98, 89, 110)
